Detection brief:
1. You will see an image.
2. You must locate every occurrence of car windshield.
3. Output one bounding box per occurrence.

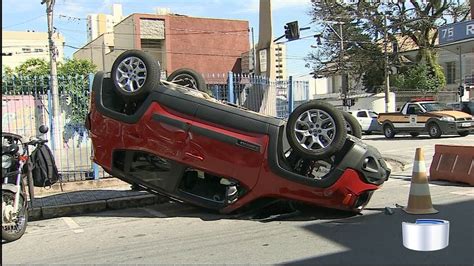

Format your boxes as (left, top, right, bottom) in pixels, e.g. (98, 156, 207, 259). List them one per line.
(368, 111, 378, 118)
(420, 102, 449, 112)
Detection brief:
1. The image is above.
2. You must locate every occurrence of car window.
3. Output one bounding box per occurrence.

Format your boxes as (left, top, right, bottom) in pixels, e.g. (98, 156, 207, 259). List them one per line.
(368, 111, 378, 118)
(406, 104, 422, 114)
(357, 111, 368, 117)
(420, 102, 448, 112)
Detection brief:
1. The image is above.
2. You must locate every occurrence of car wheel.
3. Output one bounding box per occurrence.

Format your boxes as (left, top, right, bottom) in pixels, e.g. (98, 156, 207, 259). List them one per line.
(166, 68, 208, 93)
(343, 112, 362, 138)
(458, 130, 470, 137)
(383, 123, 395, 139)
(111, 50, 161, 101)
(286, 100, 347, 159)
(409, 132, 420, 137)
(428, 123, 442, 138)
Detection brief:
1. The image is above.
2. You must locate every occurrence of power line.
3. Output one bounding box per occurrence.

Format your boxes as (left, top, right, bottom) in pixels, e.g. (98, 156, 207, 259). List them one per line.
(2, 15, 47, 29)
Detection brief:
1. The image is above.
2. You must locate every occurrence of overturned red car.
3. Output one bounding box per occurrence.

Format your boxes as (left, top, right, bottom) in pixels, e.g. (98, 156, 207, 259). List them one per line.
(86, 50, 390, 214)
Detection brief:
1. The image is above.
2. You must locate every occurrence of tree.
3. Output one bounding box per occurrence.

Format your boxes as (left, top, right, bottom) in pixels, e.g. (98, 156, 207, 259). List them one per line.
(392, 63, 445, 93)
(307, 0, 470, 92)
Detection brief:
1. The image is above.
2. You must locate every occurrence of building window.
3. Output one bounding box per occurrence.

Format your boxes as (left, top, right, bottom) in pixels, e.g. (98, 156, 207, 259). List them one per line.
(34, 48, 44, 53)
(22, 48, 31, 53)
(446, 61, 456, 84)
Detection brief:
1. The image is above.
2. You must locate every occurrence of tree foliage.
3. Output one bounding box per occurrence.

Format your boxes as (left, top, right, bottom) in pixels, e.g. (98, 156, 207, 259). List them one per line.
(392, 63, 445, 93)
(307, 0, 470, 92)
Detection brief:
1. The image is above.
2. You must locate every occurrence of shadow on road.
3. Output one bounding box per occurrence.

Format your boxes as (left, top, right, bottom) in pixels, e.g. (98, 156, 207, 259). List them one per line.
(282, 200, 474, 265)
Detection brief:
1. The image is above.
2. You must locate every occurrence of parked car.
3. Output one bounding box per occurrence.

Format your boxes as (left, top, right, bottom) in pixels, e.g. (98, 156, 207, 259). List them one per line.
(377, 100, 473, 138)
(86, 50, 390, 215)
(347, 109, 379, 134)
(446, 101, 474, 115)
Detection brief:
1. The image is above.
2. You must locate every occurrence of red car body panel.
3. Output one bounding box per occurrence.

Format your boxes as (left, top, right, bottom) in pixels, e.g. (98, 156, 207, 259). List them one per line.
(89, 88, 382, 213)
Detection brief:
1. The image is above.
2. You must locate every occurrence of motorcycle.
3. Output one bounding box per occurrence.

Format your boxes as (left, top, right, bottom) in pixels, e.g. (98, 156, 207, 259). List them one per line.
(2, 125, 50, 242)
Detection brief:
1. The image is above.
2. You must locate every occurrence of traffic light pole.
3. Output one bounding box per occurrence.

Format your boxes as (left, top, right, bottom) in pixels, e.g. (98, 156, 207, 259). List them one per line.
(383, 13, 390, 113)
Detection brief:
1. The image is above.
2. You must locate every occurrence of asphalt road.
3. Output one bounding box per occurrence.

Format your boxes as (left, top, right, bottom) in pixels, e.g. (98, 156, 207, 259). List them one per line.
(2, 134, 473, 264)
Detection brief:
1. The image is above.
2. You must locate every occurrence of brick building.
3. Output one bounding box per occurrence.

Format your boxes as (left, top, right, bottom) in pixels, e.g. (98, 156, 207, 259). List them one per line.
(74, 11, 249, 76)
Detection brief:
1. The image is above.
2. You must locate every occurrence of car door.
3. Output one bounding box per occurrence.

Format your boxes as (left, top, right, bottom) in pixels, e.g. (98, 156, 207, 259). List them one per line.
(356, 110, 370, 131)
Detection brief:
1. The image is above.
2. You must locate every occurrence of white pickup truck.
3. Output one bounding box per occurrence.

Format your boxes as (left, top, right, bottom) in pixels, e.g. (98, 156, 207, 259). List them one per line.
(377, 100, 473, 138)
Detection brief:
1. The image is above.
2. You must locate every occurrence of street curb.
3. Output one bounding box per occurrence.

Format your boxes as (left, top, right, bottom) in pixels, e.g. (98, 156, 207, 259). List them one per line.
(29, 194, 168, 221)
(34, 178, 129, 196)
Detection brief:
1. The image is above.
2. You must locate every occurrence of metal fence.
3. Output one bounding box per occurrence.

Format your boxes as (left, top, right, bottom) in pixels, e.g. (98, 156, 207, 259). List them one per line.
(1, 74, 103, 182)
(2, 73, 309, 182)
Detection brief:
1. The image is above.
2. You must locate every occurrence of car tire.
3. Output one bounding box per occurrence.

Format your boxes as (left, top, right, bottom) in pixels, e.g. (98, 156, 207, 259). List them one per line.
(166, 68, 208, 93)
(111, 50, 161, 101)
(383, 123, 395, 139)
(458, 130, 470, 137)
(343, 112, 362, 138)
(428, 123, 442, 138)
(409, 132, 420, 137)
(286, 100, 347, 160)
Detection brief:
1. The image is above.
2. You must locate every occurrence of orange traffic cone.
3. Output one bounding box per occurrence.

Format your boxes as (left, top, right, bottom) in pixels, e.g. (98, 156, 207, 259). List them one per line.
(404, 148, 438, 214)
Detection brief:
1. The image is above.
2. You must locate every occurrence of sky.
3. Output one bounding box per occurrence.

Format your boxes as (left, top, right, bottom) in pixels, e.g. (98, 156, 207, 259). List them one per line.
(2, 0, 317, 76)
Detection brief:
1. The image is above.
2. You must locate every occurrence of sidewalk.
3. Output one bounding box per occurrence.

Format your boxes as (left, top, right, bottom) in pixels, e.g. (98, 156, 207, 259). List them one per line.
(29, 178, 169, 221)
(28, 156, 410, 221)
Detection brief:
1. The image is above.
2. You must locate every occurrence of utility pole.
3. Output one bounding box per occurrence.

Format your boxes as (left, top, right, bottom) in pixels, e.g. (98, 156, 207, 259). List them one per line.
(42, 0, 60, 150)
(383, 13, 390, 113)
(338, 22, 348, 109)
(325, 21, 347, 108)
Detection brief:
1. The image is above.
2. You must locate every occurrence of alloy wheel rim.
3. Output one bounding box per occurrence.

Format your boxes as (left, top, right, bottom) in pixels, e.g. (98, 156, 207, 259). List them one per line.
(115, 56, 147, 93)
(293, 109, 336, 152)
(172, 74, 198, 90)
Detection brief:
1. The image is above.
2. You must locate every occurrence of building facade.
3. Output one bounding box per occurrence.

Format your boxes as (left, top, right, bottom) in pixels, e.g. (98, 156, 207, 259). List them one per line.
(87, 4, 123, 42)
(75, 11, 249, 76)
(2, 31, 65, 69)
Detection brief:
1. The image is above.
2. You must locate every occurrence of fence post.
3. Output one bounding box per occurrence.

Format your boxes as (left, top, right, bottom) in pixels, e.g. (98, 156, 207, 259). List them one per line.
(88, 73, 100, 180)
(288, 76, 294, 113)
(227, 72, 235, 104)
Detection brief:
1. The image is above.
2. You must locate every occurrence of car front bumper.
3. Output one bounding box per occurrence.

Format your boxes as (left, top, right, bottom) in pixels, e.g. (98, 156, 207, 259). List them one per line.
(438, 120, 474, 134)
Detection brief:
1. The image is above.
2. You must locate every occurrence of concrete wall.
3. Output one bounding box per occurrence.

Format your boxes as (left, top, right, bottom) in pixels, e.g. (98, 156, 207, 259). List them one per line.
(73, 33, 114, 71)
(349, 92, 396, 113)
(165, 15, 249, 75)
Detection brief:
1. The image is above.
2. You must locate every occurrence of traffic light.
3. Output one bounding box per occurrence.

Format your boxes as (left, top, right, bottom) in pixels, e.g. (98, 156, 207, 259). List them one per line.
(458, 85, 464, 97)
(284, 21, 300, 41)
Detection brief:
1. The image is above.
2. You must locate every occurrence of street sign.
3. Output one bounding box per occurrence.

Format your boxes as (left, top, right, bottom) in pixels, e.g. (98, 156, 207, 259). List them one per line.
(438, 20, 474, 45)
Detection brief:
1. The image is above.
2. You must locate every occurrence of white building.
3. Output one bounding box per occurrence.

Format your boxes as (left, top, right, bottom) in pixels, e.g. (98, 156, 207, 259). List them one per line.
(1, 31, 65, 69)
(87, 4, 123, 42)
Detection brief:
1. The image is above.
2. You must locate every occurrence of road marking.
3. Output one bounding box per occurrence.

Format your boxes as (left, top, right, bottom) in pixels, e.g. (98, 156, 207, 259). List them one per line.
(62, 217, 84, 233)
(141, 207, 167, 218)
(450, 190, 474, 197)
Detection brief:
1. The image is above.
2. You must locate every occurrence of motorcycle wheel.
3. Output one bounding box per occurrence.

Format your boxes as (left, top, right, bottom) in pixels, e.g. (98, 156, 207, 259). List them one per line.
(286, 100, 347, 159)
(2, 190, 28, 242)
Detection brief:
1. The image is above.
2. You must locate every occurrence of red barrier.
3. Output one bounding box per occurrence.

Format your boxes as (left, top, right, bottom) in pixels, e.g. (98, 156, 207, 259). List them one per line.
(430, 144, 474, 186)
